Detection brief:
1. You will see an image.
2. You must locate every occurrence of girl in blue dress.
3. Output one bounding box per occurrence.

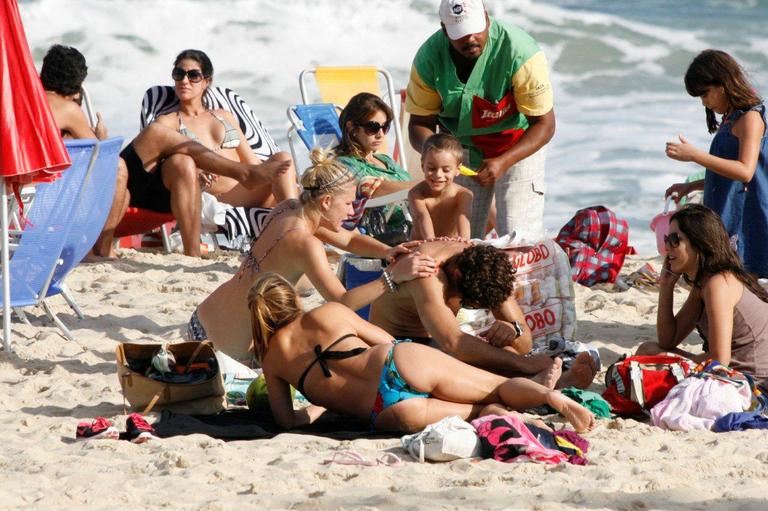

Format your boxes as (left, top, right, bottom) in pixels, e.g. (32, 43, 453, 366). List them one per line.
(665, 49, 768, 277)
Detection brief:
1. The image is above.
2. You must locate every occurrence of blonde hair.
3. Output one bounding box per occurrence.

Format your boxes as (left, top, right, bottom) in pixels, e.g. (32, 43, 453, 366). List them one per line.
(248, 272, 302, 363)
(300, 148, 357, 205)
(422, 133, 463, 165)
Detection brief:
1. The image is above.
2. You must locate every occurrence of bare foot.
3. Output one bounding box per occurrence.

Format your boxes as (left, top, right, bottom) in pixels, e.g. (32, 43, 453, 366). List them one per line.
(531, 357, 562, 390)
(82, 251, 118, 263)
(523, 353, 559, 375)
(556, 352, 598, 389)
(548, 391, 596, 433)
(243, 159, 291, 189)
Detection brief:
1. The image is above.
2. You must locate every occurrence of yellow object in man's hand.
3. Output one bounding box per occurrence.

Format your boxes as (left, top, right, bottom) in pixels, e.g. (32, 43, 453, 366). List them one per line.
(459, 165, 477, 176)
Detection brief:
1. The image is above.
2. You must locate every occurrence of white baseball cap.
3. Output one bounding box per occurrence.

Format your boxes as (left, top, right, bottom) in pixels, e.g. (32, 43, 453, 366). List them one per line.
(439, 0, 487, 40)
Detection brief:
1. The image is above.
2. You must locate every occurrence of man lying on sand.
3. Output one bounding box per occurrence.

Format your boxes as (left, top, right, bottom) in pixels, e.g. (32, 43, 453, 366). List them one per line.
(369, 240, 597, 388)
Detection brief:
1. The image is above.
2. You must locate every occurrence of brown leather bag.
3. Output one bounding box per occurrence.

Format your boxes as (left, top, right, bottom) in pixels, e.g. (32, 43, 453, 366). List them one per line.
(116, 341, 226, 415)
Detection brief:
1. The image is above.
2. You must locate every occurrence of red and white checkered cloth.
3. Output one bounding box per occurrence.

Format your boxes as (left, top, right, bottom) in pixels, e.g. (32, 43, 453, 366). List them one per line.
(555, 206, 630, 287)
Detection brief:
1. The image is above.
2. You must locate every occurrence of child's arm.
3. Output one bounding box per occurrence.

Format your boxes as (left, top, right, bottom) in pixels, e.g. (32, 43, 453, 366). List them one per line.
(666, 111, 763, 182)
(408, 186, 435, 240)
(665, 179, 704, 201)
(456, 187, 473, 239)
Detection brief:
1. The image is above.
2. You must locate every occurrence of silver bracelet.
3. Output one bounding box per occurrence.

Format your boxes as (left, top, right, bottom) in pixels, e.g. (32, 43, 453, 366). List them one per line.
(381, 268, 398, 293)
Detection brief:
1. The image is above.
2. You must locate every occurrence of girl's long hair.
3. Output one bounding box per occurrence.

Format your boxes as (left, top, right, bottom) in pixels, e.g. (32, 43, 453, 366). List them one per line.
(684, 49, 761, 133)
(248, 273, 302, 363)
(672, 204, 768, 302)
(336, 92, 394, 158)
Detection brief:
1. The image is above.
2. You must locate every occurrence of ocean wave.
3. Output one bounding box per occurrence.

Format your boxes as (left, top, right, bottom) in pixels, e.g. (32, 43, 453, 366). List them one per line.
(20, 0, 767, 253)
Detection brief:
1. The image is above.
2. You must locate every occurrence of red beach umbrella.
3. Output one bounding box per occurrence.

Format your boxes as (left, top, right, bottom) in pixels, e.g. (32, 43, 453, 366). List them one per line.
(0, 0, 70, 183)
(0, 0, 72, 351)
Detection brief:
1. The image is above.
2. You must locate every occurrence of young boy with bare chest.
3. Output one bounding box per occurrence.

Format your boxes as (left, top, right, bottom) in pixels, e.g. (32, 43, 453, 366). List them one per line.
(408, 134, 473, 240)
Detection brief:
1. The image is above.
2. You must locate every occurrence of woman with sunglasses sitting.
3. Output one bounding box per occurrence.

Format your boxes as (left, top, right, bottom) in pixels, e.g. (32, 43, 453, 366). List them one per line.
(335, 92, 418, 243)
(636, 204, 768, 391)
(124, 49, 296, 256)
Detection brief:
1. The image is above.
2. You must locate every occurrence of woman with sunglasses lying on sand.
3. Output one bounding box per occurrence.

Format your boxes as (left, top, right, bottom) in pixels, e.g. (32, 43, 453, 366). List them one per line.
(248, 272, 596, 433)
(636, 204, 768, 390)
(122, 49, 296, 256)
(188, 150, 437, 361)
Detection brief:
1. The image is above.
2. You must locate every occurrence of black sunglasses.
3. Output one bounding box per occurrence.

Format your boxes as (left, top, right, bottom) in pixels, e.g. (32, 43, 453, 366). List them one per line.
(172, 67, 206, 83)
(358, 120, 391, 136)
(664, 232, 681, 249)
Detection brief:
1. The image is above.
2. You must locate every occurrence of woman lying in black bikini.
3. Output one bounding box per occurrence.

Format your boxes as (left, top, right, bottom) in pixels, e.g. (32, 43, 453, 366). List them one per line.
(249, 272, 596, 433)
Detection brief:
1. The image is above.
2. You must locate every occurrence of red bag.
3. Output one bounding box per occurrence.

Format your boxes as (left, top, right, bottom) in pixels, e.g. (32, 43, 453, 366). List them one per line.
(555, 206, 631, 286)
(603, 355, 692, 416)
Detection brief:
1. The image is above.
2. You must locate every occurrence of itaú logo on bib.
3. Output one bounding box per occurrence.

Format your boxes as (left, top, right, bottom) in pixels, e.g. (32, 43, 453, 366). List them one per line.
(480, 103, 512, 120)
(471, 90, 518, 129)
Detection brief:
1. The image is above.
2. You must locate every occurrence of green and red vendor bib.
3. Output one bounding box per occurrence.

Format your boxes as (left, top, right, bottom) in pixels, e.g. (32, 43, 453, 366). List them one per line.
(406, 18, 553, 168)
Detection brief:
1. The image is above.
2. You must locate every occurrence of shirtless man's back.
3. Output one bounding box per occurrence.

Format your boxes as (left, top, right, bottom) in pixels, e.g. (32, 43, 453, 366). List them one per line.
(370, 239, 597, 388)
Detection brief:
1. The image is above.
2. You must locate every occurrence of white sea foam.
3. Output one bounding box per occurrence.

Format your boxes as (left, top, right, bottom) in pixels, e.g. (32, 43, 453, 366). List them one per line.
(20, 0, 768, 253)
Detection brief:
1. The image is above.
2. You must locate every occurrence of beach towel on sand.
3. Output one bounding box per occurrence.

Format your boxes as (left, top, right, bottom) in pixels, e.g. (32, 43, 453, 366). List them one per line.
(152, 409, 398, 441)
(471, 415, 568, 464)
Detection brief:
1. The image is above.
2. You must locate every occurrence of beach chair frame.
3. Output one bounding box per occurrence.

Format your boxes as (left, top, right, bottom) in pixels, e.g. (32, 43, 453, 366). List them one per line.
(3, 140, 100, 344)
(44, 137, 123, 324)
(285, 103, 409, 214)
(298, 66, 408, 172)
(285, 103, 343, 179)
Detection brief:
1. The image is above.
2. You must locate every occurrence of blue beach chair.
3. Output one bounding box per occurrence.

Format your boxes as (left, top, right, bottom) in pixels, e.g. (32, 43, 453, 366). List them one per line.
(4, 140, 98, 341)
(286, 103, 342, 177)
(44, 137, 123, 321)
(286, 103, 410, 210)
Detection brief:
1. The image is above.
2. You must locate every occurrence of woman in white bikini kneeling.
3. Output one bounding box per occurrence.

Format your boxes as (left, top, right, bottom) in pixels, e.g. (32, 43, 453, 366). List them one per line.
(248, 272, 596, 433)
(188, 149, 436, 360)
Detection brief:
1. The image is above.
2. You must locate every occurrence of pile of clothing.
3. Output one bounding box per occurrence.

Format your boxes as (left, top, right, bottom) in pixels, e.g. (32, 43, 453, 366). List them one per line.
(650, 360, 768, 432)
(401, 414, 590, 465)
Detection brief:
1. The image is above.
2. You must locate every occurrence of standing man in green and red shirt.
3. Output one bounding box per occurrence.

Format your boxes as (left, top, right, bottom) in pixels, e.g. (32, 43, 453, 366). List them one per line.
(406, 0, 555, 240)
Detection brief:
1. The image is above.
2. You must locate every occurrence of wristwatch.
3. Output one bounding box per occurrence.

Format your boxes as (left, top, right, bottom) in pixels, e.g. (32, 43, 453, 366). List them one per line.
(511, 320, 524, 339)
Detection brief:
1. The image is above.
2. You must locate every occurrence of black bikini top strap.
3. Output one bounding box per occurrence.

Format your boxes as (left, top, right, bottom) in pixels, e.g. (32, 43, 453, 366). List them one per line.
(297, 334, 365, 396)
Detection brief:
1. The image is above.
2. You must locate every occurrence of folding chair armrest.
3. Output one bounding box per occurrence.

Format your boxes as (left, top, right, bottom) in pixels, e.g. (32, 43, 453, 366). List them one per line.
(364, 189, 409, 209)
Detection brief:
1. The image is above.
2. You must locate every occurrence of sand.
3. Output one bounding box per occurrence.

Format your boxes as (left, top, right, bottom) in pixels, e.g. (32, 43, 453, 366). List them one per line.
(1, 249, 767, 511)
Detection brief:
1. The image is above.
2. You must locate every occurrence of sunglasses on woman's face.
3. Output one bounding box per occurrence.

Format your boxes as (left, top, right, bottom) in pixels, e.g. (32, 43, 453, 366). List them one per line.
(172, 67, 205, 83)
(358, 120, 391, 136)
(664, 232, 681, 249)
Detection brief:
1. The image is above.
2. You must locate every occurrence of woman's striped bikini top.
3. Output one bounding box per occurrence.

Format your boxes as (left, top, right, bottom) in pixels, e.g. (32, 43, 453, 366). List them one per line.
(177, 110, 240, 150)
